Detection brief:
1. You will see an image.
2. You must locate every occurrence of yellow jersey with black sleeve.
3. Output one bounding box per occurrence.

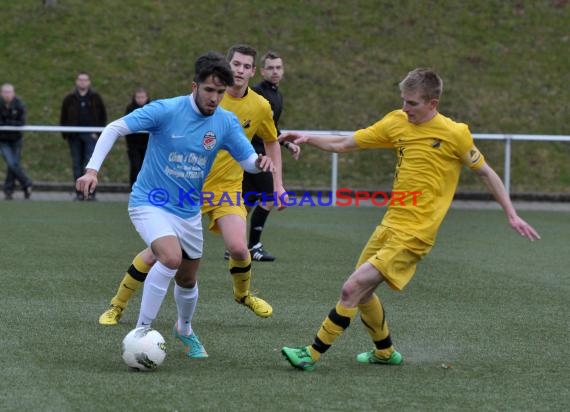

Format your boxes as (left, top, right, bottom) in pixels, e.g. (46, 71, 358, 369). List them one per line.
(202, 88, 277, 204)
(353, 110, 485, 245)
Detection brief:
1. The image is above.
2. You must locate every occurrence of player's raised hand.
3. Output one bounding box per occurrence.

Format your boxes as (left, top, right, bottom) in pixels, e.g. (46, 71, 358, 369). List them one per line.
(255, 154, 275, 173)
(76, 169, 98, 200)
(509, 215, 541, 241)
(279, 132, 308, 146)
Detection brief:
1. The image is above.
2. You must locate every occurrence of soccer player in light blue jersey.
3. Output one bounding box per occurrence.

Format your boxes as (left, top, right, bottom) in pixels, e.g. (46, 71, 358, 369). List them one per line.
(76, 52, 274, 359)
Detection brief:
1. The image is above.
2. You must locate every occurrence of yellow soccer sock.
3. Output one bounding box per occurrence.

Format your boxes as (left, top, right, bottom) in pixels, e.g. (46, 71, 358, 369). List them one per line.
(229, 256, 252, 300)
(310, 302, 358, 360)
(358, 294, 395, 358)
(110, 253, 152, 309)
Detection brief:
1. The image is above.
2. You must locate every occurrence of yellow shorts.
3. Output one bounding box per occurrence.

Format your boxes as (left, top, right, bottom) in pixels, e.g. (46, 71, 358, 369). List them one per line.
(201, 204, 247, 233)
(356, 225, 432, 291)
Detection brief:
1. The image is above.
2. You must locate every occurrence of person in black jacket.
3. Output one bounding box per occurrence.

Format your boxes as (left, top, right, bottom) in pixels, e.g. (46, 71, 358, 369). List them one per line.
(241, 51, 300, 261)
(0, 83, 33, 200)
(60, 72, 107, 200)
(124, 88, 151, 188)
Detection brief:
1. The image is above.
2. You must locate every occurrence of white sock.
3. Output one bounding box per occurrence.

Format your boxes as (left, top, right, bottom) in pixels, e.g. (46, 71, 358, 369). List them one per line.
(174, 283, 198, 336)
(136, 261, 176, 327)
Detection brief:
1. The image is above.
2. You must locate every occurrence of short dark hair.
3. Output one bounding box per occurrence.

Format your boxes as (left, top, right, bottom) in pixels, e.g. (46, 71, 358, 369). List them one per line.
(260, 51, 281, 68)
(193, 52, 234, 86)
(226, 44, 257, 66)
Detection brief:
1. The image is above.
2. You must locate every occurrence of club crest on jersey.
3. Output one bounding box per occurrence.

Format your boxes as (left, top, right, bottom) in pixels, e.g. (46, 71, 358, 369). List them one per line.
(202, 132, 216, 150)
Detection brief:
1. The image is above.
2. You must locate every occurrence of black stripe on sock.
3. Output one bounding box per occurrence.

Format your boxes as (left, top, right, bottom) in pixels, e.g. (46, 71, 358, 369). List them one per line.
(374, 335, 393, 350)
(361, 317, 374, 333)
(312, 336, 330, 354)
(328, 308, 351, 329)
(230, 264, 251, 274)
(127, 264, 148, 282)
(360, 304, 386, 331)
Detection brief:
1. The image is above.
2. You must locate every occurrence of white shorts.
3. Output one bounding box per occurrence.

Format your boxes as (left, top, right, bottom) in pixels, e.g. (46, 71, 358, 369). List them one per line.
(128, 206, 203, 259)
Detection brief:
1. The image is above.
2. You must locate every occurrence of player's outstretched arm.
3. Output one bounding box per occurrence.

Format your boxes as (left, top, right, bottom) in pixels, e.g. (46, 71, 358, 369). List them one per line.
(264, 140, 289, 210)
(75, 119, 132, 199)
(279, 132, 359, 153)
(475, 163, 541, 241)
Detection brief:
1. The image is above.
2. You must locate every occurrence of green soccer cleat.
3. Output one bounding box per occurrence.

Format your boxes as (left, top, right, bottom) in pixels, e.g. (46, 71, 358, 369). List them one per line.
(172, 325, 208, 359)
(236, 293, 273, 318)
(356, 350, 403, 365)
(281, 346, 316, 371)
(98, 305, 123, 325)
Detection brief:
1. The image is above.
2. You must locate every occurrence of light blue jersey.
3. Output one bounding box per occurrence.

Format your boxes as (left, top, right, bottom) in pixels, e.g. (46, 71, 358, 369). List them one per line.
(123, 95, 255, 218)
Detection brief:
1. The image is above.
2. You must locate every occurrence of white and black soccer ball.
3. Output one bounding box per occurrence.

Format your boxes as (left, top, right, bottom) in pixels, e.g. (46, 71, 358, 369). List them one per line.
(122, 327, 167, 371)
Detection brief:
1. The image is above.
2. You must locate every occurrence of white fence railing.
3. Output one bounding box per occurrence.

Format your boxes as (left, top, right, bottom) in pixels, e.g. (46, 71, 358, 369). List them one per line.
(2, 126, 569, 200)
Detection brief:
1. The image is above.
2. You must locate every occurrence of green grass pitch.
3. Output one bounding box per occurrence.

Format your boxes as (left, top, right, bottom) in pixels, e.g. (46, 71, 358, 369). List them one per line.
(0, 201, 568, 411)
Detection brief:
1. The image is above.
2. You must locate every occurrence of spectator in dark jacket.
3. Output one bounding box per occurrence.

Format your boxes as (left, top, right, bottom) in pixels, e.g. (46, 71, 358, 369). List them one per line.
(124, 88, 151, 188)
(0, 83, 33, 200)
(60, 72, 107, 200)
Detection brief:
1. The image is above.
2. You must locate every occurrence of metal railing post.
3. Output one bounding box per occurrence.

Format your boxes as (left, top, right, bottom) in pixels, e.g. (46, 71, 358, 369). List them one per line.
(331, 153, 338, 206)
(504, 135, 512, 194)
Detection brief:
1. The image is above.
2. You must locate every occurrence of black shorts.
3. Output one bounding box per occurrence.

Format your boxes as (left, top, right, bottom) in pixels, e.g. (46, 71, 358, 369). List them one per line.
(242, 171, 275, 204)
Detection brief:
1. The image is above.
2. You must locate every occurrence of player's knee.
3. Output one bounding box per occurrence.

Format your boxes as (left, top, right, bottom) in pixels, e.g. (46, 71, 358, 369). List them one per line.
(227, 244, 249, 260)
(340, 280, 359, 302)
(159, 252, 182, 270)
(141, 248, 156, 265)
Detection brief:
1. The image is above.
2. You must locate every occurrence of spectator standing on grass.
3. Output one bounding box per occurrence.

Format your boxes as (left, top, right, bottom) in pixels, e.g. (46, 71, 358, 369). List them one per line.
(279, 68, 540, 371)
(240, 51, 300, 262)
(60, 72, 107, 201)
(0, 83, 33, 200)
(124, 88, 151, 188)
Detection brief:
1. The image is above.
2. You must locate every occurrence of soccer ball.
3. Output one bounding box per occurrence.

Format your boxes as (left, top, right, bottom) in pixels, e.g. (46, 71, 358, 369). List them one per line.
(122, 327, 167, 371)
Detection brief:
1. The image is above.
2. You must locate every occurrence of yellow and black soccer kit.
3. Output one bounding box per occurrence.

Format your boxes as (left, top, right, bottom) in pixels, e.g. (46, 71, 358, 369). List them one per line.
(201, 88, 277, 230)
(201, 88, 277, 300)
(309, 110, 486, 361)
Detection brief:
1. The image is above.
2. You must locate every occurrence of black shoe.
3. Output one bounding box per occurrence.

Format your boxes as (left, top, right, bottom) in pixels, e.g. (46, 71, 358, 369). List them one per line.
(249, 243, 276, 262)
(23, 185, 32, 200)
(4, 192, 13, 200)
(74, 192, 85, 201)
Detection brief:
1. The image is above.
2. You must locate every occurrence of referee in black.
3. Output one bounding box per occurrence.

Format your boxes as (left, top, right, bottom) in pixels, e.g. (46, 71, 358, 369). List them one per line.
(242, 51, 300, 261)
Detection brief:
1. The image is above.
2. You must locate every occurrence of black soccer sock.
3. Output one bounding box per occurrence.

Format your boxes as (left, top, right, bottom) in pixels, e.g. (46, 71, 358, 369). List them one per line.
(248, 206, 270, 248)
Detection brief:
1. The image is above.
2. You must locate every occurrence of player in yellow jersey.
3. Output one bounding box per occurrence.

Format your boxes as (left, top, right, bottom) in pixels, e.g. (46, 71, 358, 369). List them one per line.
(98, 45, 296, 334)
(199, 44, 291, 317)
(280, 68, 540, 371)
